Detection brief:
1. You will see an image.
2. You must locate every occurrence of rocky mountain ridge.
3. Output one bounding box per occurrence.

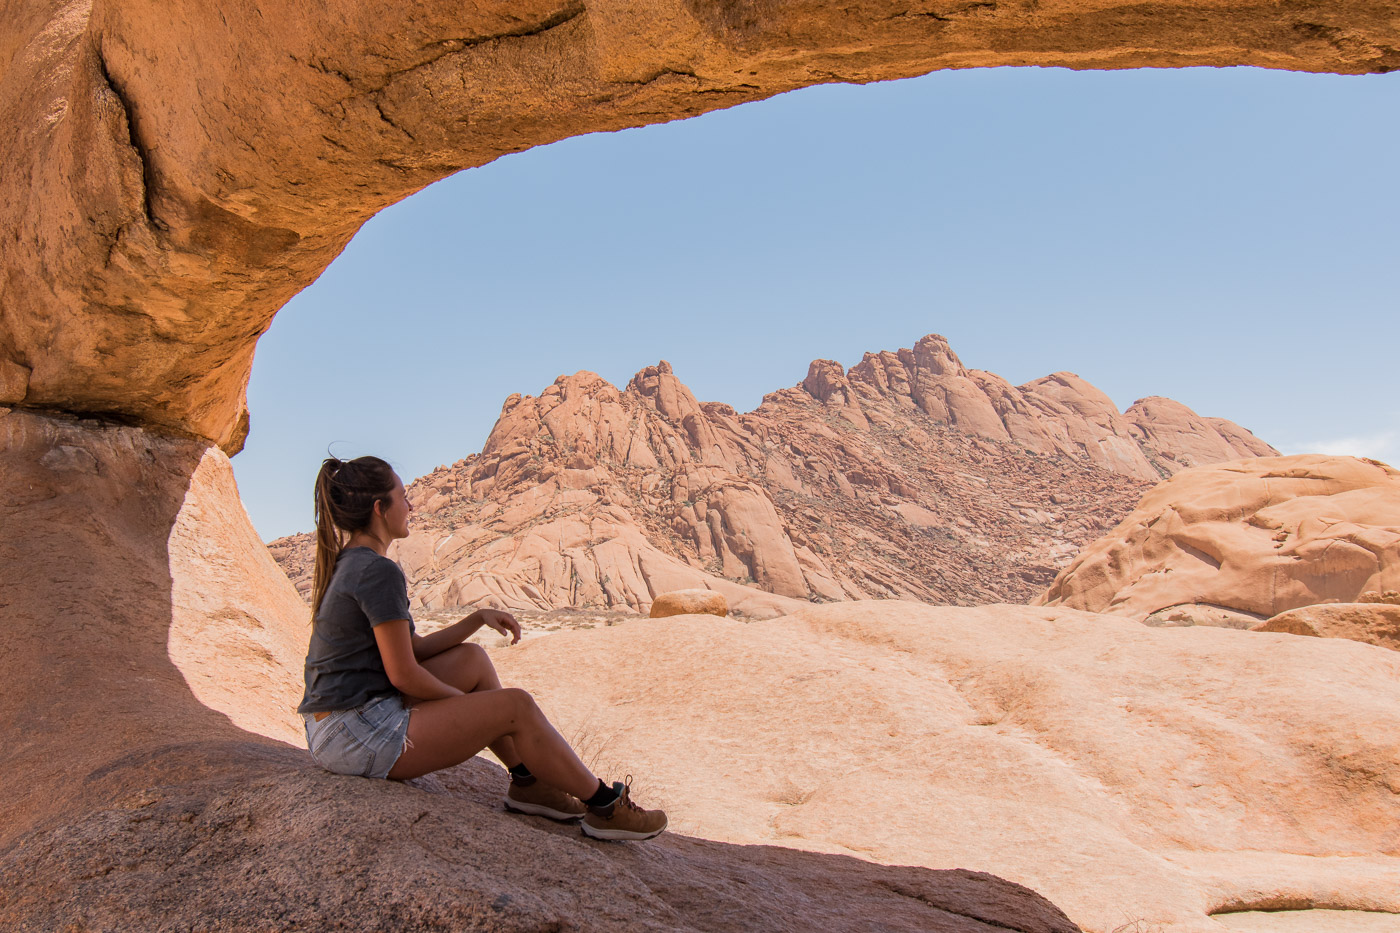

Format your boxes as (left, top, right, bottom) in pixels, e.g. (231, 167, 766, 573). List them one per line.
(271, 334, 1276, 613)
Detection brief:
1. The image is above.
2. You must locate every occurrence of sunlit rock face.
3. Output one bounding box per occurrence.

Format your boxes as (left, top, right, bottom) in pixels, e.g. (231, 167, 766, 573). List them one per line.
(1038, 454, 1400, 624)
(493, 601, 1400, 933)
(4, 4, 1399, 928)
(5, 408, 1398, 933)
(270, 334, 1275, 614)
(1253, 600, 1400, 652)
(3, 0, 1398, 447)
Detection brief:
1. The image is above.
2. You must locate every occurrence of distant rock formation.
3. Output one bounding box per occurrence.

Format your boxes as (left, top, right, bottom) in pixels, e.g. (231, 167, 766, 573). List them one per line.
(1037, 455, 1400, 625)
(271, 334, 1276, 613)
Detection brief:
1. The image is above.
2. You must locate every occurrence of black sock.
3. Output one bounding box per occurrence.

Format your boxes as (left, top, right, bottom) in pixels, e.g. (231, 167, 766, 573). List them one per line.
(584, 779, 619, 810)
(508, 763, 536, 786)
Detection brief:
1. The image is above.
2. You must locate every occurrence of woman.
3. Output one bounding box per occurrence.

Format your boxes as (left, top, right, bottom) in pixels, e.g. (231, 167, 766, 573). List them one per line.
(296, 455, 667, 841)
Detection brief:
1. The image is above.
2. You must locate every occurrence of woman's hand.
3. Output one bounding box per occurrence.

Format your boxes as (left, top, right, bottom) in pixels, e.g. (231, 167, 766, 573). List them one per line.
(471, 608, 521, 645)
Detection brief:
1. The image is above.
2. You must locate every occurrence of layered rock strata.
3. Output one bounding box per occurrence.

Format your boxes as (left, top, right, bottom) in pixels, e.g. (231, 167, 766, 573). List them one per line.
(1037, 454, 1400, 625)
(272, 334, 1274, 614)
(4, 1, 1399, 448)
(0, 408, 1079, 933)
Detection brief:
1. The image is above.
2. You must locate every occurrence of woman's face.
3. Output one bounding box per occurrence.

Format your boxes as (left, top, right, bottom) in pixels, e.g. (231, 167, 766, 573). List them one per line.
(378, 476, 412, 540)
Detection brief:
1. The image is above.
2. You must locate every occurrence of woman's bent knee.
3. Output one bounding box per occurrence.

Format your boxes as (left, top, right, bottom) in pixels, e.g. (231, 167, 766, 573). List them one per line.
(500, 687, 538, 717)
(444, 642, 486, 666)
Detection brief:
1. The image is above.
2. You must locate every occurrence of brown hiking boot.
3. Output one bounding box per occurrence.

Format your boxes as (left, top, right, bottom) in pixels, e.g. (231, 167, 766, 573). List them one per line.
(504, 780, 586, 822)
(581, 778, 667, 841)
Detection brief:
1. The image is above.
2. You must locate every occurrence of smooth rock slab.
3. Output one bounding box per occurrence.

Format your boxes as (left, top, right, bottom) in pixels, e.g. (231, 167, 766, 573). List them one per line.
(1215, 910, 1400, 932)
(0, 751, 1079, 933)
(495, 601, 1400, 932)
(1252, 603, 1400, 652)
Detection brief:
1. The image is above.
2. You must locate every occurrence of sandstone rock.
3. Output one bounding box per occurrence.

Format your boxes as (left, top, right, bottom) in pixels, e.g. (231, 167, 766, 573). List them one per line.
(1144, 603, 1267, 629)
(274, 335, 1276, 614)
(0, 408, 1078, 933)
(841, 337, 1275, 481)
(166, 445, 312, 745)
(649, 588, 728, 618)
(0, 359, 29, 404)
(1252, 603, 1400, 652)
(1015, 372, 1161, 479)
(494, 601, 1400, 933)
(0, 409, 305, 845)
(6, 4, 1398, 448)
(10, 405, 1400, 932)
(1038, 455, 1400, 622)
(1126, 396, 1280, 474)
(1216, 911, 1400, 932)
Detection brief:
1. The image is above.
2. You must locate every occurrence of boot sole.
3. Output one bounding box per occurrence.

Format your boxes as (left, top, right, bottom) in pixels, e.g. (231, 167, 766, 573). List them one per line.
(580, 818, 668, 841)
(503, 799, 585, 822)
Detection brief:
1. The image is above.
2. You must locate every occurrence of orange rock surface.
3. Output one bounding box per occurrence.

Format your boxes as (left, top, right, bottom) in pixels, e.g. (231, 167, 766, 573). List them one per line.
(649, 589, 729, 618)
(1038, 455, 1400, 623)
(0, 409, 1078, 933)
(6, 407, 1400, 932)
(495, 601, 1400, 933)
(1253, 602, 1400, 652)
(4, 2, 1398, 447)
(272, 335, 1275, 614)
(6, 4, 1400, 930)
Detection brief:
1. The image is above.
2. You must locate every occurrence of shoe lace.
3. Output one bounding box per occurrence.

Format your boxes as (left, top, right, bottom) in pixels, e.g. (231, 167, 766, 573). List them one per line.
(615, 775, 641, 812)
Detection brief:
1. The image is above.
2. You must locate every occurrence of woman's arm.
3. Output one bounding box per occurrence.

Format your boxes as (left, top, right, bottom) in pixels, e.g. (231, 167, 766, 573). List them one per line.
(411, 609, 522, 660)
(374, 620, 464, 701)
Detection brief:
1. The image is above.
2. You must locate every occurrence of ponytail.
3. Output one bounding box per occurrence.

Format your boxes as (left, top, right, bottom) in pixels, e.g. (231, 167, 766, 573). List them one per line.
(310, 455, 397, 618)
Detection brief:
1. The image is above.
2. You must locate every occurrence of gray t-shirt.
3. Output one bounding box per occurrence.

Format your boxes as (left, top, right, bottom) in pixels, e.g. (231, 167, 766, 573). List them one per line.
(297, 547, 416, 713)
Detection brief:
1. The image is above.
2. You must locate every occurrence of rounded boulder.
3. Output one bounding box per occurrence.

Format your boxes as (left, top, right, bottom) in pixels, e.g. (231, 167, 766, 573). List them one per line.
(649, 589, 728, 619)
(1252, 602, 1400, 652)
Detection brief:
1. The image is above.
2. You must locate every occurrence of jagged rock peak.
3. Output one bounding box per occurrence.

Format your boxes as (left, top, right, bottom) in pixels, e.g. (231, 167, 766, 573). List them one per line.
(272, 332, 1282, 616)
(788, 332, 1276, 482)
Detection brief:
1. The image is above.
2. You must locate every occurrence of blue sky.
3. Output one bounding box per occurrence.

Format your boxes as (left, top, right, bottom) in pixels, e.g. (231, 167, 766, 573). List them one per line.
(234, 65, 1399, 542)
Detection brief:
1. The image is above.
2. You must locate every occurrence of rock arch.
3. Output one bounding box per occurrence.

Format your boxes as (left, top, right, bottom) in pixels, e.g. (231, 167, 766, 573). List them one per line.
(2, 0, 1397, 449)
(3, 5, 1399, 929)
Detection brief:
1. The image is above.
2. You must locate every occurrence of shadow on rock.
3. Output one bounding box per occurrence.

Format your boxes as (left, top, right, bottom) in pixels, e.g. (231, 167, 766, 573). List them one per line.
(0, 409, 1076, 932)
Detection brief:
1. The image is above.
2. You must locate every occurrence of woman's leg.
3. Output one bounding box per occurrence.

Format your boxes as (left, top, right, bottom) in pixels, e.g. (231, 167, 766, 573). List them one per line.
(420, 643, 523, 768)
(387, 686, 597, 796)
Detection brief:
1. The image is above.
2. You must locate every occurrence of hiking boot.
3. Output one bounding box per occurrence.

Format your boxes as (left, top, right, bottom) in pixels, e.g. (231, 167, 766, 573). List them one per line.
(581, 778, 667, 841)
(504, 780, 587, 822)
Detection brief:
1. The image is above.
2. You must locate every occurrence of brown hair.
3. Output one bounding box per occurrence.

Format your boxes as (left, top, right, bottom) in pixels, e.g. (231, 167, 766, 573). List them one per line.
(311, 455, 398, 617)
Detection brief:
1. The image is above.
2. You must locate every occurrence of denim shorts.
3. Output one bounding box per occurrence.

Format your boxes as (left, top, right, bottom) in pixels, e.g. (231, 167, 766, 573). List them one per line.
(302, 693, 413, 779)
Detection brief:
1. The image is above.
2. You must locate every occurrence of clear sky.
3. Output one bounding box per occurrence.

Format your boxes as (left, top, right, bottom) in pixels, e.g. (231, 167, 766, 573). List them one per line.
(234, 65, 1399, 542)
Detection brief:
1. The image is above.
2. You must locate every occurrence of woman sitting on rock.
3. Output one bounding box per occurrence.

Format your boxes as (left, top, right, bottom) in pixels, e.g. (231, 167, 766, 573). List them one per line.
(296, 455, 667, 841)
